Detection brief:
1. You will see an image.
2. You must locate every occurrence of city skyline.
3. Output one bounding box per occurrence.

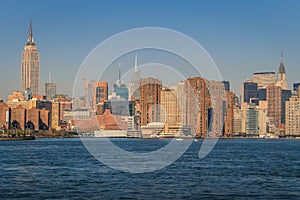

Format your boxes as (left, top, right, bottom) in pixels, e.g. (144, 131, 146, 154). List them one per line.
(1, 1, 300, 99)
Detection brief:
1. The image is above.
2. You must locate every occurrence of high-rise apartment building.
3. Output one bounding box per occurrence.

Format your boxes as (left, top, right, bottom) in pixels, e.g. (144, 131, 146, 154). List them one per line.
(185, 77, 211, 137)
(267, 83, 282, 129)
(21, 20, 40, 96)
(139, 78, 162, 126)
(160, 87, 180, 126)
(94, 82, 108, 105)
(208, 80, 225, 137)
(224, 91, 235, 137)
(281, 89, 291, 124)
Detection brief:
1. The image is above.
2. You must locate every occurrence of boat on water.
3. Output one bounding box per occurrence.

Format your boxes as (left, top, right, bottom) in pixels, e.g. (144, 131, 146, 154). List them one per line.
(0, 136, 35, 141)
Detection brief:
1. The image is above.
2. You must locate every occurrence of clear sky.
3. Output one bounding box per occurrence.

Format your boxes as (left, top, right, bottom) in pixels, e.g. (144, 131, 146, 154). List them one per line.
(0, 0, 300, 99)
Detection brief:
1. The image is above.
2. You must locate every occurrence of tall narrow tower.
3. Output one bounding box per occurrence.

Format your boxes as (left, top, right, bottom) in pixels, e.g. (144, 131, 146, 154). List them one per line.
(276, 52, 288, 90)
(128, 52, 141, 100)
(21, 20, 40, 96)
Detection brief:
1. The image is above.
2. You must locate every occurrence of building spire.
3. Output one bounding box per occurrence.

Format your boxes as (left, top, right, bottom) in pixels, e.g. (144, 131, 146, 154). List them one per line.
(279, 51, 286, 74)
(134, 52, 138, 71)
(27, 19, 35, 45)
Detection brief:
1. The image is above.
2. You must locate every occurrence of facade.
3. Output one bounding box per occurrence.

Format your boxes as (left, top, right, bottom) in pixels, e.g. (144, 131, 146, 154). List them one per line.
(0, 100, 10, 129)
(242, 81, 258, 103)
(11, 106, 26, 130)
(139, 78, 162, 126)
(281, 90, 292, 124)
(252, 72, 276, 89)
(176, 81, 186, 126)
(223, 80, 230, 91)
(93, 82, 108, 105)
(266, 83, 282, 129)
(45, 82, 57, 99)
(224, 91, 235, 137)
(185, 77, 211, 137)
(276, 53, 288, 90)
(246, 107, 258, 135)
(293, 82, 300, 93)
(257, 100, 268, 135)
(208, 80, 225, 137)
(285, 97, 300, 134)
(233, 105, 242, 134)
(160, 87, 180, 127)
(21, 21, 40, 96)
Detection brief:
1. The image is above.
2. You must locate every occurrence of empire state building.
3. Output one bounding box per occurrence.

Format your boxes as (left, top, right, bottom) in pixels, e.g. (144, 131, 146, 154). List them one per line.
(21, 20, 40, 96)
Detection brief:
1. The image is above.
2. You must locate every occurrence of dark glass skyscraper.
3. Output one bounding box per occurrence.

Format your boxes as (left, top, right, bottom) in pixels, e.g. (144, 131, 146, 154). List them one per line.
(223, 80, 230, 91)
(242, 81, 258, 103)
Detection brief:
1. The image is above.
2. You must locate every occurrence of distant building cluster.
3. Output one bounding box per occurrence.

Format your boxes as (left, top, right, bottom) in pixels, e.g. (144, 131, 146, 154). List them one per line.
(1, 21, 300, 138)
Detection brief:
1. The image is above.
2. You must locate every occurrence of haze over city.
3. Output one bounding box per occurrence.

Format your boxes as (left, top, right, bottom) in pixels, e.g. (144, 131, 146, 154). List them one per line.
(1, 0, 300, 99)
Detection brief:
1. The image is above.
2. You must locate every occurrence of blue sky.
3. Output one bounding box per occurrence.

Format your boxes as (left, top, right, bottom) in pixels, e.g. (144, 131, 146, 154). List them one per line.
(0, 0, 300, 99)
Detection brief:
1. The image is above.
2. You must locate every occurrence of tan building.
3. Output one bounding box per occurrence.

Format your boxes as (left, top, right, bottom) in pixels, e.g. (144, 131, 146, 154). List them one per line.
(208, 80, 225, 137)
(267, 83, 282, 129)
(224, 91, 235, 137)
(176, 81, 186, 125)
(160, 87, 179, 126)
(185, 77, 211, 137)
(285, 97, 300, 135)
(253, 72, 276, 89)
(233, 105, 242, 134)
(21, 20, 40, 96)
(139, 78, 162, 126)
(256, 100, 268, 135)
(51, 101, 60, 130)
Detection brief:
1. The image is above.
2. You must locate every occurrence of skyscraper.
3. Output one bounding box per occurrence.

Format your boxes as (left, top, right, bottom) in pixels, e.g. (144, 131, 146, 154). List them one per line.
(113, 63, 128, 100)
(267, 83, 282, 129)
(139, 78, 162, 126)
(222, 80, 230, 91)
(224, 91, 235, 137)
(252, 72, 276, 89)
(44, 69, 56, 99)
(281, 89, 291, 124)
(185, 77, 211, 137)
(128, 53, 141, 100)
(160, 87, 180, 126)
(241, 81, 258, 103)
(45, 83, 57, 99)
(93, 82, 108, 105)
(276, 52, 288, 90)
(21, 20, 40, 96)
